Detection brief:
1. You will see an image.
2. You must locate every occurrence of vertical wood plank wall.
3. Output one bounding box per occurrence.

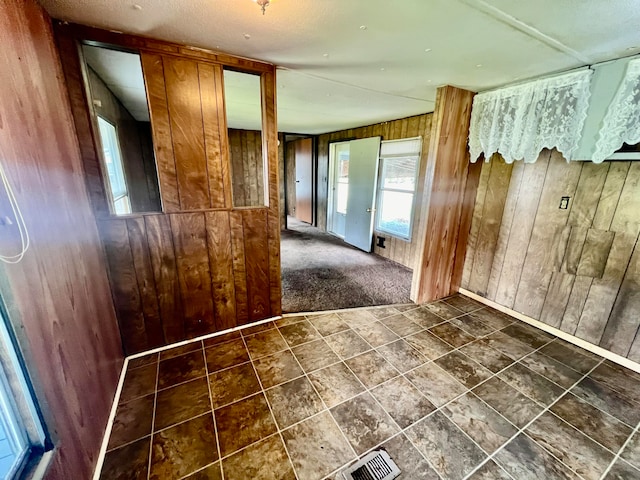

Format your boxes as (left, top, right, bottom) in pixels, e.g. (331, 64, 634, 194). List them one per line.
(316, 113, 433, 269)
(462, 151, 640, 361)
(57, 25, 281, 355)
(228, 128, 265, 207)
(0, 2, 123, 478)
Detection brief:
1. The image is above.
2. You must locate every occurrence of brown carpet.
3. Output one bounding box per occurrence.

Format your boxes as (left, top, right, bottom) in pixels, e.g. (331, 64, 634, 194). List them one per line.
(281, 217, 412, 313)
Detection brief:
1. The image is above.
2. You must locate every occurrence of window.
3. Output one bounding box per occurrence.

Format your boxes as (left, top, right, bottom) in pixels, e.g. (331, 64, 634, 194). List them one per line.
(375, 137, 422, 240)
(97, 116, 131, 215)
(335, 143, 350, 215)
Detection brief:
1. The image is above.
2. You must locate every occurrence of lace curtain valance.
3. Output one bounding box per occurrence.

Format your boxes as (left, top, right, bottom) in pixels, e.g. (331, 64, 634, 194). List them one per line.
(593, 58, 640, 163)
(468, 70, 593, 164)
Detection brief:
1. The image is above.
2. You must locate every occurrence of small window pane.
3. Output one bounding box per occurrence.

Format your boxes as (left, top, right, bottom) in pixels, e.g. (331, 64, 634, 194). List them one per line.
(97, 117, 132, 215)
(381, 157, 417, 191)
(336, 148, 350, 215)
(377, 190, 413, 238)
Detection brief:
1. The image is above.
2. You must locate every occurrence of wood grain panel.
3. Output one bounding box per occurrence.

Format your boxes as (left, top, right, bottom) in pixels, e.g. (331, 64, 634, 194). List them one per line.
(205, 211, 236, 330)
(576, 229, 615, 278)
(228, 129, 264, 207)
(140, 53, 180, 212)
(559, 276, 593, 335)
(163, 57, 210, 210)
(145, 214, 184, 344)
(610, 162, 640, 237)
(243, 210, 271, 321)
(229, 210, 249, 324)
(539, 272, 575, 328)
(568, 162, 609, 227)
(592, 161, 630, 230)
(561, 226, 588, 274)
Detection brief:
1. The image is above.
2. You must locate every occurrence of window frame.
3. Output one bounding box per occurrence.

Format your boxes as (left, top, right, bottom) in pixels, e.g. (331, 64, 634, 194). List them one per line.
(374, 137, 422, 241)
(96, 115, 132, 215)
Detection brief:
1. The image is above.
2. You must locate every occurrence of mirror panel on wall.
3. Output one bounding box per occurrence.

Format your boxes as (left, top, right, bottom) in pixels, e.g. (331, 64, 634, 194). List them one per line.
(82, 44, 162, 215)
(223, 69, 266, 207)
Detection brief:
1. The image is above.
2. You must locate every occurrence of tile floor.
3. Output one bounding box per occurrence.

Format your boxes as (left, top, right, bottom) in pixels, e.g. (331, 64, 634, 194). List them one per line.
(100, 294, 640, 480)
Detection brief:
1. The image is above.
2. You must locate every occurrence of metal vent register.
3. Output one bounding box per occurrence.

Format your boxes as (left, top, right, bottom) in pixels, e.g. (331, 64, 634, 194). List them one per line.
(341, 450, 401, 480)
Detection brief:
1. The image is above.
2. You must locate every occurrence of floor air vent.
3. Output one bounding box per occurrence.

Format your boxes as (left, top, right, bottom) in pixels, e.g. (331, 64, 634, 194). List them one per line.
(341, 450, 401, 480)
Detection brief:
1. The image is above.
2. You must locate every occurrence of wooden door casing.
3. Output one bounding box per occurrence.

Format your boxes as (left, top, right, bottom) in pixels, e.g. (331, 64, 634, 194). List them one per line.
(294, 138, 313, 224)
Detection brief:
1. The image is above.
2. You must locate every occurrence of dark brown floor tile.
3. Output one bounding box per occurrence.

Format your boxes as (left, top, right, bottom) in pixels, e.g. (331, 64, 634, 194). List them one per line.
(405, 363, 466, 407)
(473, 377, 543, 428)
(158, 350, 206, 389)
(500, 323, 555, 349)
(495, 433, 580, 480)
(571, 377, 640, 426)
(621, 432, 640, 469)
(204, 338, 250, 373)
(331, 392, 399, 455)
(371, 376, 435, 428)
(480, 331, 534, 360)
(443, 393, 517, 454)
(518, 351, 582, 389)
(345, 350, 398, 388)
(154, 377, 211, 431)
(377, 339, 428, 373)
(435, 351, 493, 389)
(244, 328, 288, 359)
(424, 300, 465, 320)
(209, 362, 261, 408)
(337, 309, 376, 325)
(370, 306, 400, 319)
(100, 436, 150, 480)
(203, 330, 241, 348)
(450, 314, 495, 337)
(443, 294, 484, 313)
(108, 394, 154, 450)
(604, 460, 640, 479)
(128, 353, 158, 369)
(278, 320, 321, 346)
(265, 376, 324, 429)
(468, 308, 514, 330)
(308, 362, 365, 408)
(403, 307, 445, 329)
(183, 462, 222, 479)
(467, 460, 513, 479)
(252, 349, 304, 388)
(275, 315, 306, 327)
(282, 411, 355, 480)
(324, 329, 372, 359)
(380, 434, 440, 479)
(538, 340, 600, 374)
(160, 341, 202, 360)
(307, 313, 349, 336)
(150, 413, 218, 480)
(551, 393, 633, 453)
(460, 341, 514, 373)
(407, 411, 486, 480)
(380, 314, 423, 337)
(241, 321, 276, 336)
(352, 321, 399, 347)
(215, 393, 277, 457)
(222, 434, 296, 480)
(498, 363, 564, 406)
(526, 412, 614, 480)
(405, 330, 453, 360)
(292, 338, 340, 372)
(394, 303, 419, 312)
(429, 322, 475, 348)
(590, 361, 640, 404)
(120, 363, 157, 404)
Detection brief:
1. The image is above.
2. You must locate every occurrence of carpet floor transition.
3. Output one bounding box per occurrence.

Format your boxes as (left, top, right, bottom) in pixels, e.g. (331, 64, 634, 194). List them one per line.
(280, 217, 412, 313)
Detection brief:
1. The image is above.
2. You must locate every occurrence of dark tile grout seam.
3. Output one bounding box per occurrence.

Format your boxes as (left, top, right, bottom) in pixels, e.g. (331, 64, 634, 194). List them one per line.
(104, 300, 640, 480)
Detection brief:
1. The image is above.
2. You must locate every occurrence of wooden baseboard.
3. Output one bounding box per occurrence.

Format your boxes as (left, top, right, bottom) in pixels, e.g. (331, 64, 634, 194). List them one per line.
(459, 288, 640, 374)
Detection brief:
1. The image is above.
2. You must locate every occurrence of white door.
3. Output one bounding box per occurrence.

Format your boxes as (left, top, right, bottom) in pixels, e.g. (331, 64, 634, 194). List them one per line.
(344, 137, 381, 252)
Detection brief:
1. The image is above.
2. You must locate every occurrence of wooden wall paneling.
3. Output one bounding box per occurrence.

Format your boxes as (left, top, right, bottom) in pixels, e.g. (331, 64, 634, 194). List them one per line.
(229, 211, 249, 324)
(559, 276, 593, 334)
(145, 214, 185, 344)
(140, 53, 181, 212)
(99, 220, 148, 353)
(610, 162, 640, 237)
(574, 231, 637, 344)
(592, 161, 630, 230)
(412, 86, 476, 302)
(576, 229, 615, 278)
(278, 133, 286, 229)
(243, 210, 271, 321)
(126, 217, 164, 347)
(170, 213, 217, 337)
(205, 211, 237, 330)
(539, 272, 575, 328)
(228, 129, 265, 207)
(409, 114, 432, 269)
(229, 130, 246, 206)
(561, 226, 588, 274)
(600, 241, 640, 355)
(466, 158, 513, 295)
(513, 151, 582, 318)
(285, 141, 297, 217)
(198, 63, 227, 208)
(163, 57, 210, 210)
(567, 162, 610, 227)
(493, 154, 550, 307)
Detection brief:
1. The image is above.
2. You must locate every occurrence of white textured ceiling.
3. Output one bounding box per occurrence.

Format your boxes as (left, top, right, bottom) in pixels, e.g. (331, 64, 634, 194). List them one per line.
(40, 0, 640, 134)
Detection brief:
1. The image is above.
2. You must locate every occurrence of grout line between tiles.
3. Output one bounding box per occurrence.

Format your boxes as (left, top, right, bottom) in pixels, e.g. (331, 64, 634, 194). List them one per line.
(201, 341, 224, 480)
(145, 355, 161, 480)
(598, 415, 640, 479)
